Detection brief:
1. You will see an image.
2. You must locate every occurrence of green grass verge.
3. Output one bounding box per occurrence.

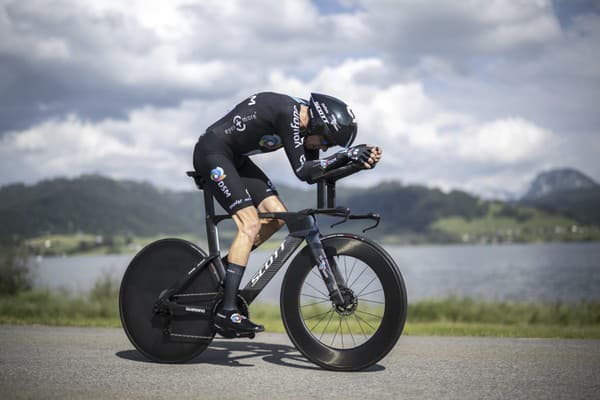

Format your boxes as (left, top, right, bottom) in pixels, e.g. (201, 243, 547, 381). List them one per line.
(2, 290, 599, 338)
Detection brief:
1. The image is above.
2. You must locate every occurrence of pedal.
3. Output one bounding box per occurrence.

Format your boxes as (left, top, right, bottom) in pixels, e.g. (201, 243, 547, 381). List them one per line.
(215, 327, 258, 339)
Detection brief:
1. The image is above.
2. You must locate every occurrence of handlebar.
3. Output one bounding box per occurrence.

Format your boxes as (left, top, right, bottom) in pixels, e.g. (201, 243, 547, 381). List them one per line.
(331, 211, 381, 233)
(257, 206, 349, 220)
(308, 163, 363, 184)
(211, 161, 379, 232)
(257, 207, 380, 233)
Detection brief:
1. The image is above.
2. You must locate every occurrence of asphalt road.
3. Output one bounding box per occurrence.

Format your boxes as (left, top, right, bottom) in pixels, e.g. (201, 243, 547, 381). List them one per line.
(0, 325, 599, 399)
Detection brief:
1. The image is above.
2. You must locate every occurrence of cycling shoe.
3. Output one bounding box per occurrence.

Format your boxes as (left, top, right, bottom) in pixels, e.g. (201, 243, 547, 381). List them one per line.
(215, 309, 264, 333)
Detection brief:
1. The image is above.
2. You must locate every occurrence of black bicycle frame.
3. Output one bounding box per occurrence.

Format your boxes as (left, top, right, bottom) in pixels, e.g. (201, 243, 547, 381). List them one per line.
(162, 164, 379, 311)
(202, 184, 346, 306)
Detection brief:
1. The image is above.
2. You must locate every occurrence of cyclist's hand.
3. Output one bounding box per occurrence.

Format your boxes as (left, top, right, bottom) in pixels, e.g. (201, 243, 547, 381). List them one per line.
(347, 144, 382, 169)
(367, 145, 382, 169)
(346, 145, 371, 168)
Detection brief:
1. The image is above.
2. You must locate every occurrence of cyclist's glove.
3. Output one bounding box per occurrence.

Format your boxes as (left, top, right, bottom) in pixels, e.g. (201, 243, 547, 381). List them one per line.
(296, 145, 373, 183)
(346, 145, 372, 167)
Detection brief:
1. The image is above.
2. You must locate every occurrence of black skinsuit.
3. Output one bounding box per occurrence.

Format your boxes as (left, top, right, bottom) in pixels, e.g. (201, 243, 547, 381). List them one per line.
(193, 92, 348, 213)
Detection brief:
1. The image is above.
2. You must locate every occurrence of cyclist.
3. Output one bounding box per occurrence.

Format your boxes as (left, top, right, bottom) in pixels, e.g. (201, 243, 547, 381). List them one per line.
(193, 92, 382, 333)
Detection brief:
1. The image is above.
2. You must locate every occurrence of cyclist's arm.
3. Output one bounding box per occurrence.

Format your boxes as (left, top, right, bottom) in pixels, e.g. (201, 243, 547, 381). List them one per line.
(277, 105, 378, 183)
(275, 104, 325, 182)
(294, 150, 352, 183)
(295, 146, 379, 183)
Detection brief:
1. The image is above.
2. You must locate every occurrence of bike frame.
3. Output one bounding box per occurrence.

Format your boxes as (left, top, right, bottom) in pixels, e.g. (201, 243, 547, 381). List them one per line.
(157, 164, 379, 312)
(181, 184, 351, 307)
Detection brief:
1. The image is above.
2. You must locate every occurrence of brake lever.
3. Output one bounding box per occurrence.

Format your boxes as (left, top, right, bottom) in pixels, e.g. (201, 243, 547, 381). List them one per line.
(347, 212, 381, 233)
(330, 211, 350, 229)
(361, 213, 380, 233)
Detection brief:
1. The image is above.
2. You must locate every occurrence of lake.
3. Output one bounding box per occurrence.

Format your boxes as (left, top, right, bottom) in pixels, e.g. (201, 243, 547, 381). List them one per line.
(32, 242, 600, 304)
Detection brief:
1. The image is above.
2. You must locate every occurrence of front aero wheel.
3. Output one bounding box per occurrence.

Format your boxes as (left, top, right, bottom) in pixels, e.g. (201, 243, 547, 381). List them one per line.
(280, 234, 407, 371)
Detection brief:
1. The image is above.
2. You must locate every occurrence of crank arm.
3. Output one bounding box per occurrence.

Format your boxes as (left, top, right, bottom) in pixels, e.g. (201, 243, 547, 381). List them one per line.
(154, 299, 214, 318)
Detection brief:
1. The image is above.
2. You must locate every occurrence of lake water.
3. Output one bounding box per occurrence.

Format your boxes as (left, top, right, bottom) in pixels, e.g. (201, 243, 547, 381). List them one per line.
(32, 242, 600, 304)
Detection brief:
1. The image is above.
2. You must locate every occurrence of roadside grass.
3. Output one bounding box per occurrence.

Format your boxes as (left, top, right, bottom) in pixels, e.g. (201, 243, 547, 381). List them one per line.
(1, 287, 599, 338)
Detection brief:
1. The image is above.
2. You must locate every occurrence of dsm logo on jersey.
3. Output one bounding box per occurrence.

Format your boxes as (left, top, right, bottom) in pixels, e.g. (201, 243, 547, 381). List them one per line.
(259, 134, 283, 150)
(210, 167, 227, 182)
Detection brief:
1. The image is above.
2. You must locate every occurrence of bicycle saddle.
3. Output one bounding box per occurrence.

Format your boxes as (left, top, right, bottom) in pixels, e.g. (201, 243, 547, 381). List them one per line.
(186, 170, 206, 191)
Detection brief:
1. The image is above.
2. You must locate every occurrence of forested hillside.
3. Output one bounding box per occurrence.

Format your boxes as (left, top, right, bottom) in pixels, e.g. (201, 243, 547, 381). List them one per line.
(0, 174, 597, 244)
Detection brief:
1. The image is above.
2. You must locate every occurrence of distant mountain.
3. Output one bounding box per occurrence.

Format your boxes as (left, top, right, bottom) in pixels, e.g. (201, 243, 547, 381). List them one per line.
(522, 168, 598, 200)
(520, 168, 600, 225)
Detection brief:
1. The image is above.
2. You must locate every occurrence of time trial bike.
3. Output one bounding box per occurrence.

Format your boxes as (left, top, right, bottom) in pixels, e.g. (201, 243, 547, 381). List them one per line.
(119, 163, 407, 371)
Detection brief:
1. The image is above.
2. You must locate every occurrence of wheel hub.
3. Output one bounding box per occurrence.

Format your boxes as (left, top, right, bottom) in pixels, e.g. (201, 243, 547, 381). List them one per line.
(335, 287, 358, 316)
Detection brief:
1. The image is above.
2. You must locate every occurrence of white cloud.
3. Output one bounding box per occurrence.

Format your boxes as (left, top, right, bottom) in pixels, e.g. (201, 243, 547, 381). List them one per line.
(0, 0, 598, 197)
(262, 59, 558, 193)
(356, 0, 562, 58)
(1, 57, 557, 196)
(457, 118, 552, 163)
(0, 99, 234, 188)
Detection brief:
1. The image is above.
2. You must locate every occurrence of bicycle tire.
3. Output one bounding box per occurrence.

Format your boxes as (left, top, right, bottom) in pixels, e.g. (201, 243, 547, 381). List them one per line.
(119, 238, 220, 363)
(280, 234, 407, 371)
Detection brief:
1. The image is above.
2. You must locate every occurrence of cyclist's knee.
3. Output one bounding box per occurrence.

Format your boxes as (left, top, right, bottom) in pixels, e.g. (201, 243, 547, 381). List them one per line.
(258, 196, 287, 229)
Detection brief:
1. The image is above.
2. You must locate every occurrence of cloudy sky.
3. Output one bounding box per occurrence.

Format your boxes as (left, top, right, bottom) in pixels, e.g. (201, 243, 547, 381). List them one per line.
(0, 0, 599, 198)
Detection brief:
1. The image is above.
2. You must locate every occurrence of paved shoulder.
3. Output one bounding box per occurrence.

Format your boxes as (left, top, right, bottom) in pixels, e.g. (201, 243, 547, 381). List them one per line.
(0, 326, 599, 399)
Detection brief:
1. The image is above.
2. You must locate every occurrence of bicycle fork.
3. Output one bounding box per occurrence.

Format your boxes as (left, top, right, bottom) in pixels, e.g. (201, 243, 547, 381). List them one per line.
(306, 230, 345, 307)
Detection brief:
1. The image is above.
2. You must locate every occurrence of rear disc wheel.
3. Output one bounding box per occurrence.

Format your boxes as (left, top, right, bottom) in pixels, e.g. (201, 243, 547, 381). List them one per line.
(119, 238, 220, 363)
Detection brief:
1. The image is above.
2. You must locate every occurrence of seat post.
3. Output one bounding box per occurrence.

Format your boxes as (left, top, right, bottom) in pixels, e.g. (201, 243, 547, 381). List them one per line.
(203, 188, 220, 255)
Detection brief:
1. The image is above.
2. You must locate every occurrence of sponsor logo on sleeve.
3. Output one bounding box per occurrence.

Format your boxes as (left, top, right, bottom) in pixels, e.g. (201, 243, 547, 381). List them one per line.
(228, 199, 242, 210)
(233, 115, 246, 132)
(210, 167, 231, 198)
(291, 106, 303, 148)
(225, 112, 257, 135)
(210, 167, 226, 182)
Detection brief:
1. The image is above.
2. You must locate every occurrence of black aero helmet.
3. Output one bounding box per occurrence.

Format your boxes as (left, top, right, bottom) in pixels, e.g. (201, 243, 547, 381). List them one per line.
(308, 93, 357, 148)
